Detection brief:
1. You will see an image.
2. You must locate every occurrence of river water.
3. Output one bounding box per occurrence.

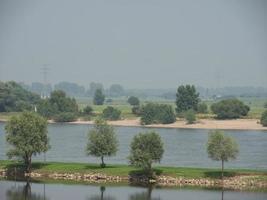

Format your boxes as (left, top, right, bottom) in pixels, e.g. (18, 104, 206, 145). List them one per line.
(0, 180, 267, 200)
(0, 122, 267, 169)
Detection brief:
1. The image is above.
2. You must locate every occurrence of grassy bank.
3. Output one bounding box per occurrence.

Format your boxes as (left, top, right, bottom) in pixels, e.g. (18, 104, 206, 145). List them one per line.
(1, 160, 266, 180)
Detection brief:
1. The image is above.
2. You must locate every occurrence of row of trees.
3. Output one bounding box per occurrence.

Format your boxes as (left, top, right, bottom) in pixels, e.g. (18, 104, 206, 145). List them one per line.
(21, 81, 126, 98)
(5, 112, 239, 179)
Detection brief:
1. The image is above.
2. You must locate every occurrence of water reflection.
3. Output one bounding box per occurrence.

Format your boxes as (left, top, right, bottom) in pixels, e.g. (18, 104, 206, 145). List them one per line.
(88, 186, 115, 200)
(5, 180, 48, 200)
(129, 186, 160, 200)
(1, 180, 267, 200)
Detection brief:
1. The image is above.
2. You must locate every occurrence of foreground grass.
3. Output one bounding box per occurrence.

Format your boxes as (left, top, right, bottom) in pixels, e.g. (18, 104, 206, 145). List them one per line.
(1, 160, 266, 179)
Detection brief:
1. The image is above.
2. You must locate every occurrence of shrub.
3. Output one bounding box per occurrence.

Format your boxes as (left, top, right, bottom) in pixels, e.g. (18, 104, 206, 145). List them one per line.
(197, 102, 208, 113)
(132, 106, 141, 115)
(127, 96, 140, 106)
(102, 106, 121, 120)
(185, 109, 196, 124)
(93, 89, 105, 105)
(260, 110, 267, 127)
(140, 103, 176, 125)
(83, 105, 93, 115)
(211, 99, 250, 119)
(53, 112, 77, 122)
(157, 104, 176, 124)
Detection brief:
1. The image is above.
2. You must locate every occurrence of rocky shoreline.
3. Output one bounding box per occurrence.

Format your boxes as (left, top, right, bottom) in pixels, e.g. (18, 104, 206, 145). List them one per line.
(1, 169, 266, 190)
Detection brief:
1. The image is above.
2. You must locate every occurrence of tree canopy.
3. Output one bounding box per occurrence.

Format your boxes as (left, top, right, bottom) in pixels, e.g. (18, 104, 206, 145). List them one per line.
(175, 85, 200, 113)
(127, 96, 140, 106)
(0, 81, 40, 112)
(140, 103, 176, 125)
(5, 112, 50, 172)
(37, 90, 78, 121)
(93, 89, 105, 105)
(86, 118, 118, 167)
(129, 131, 164, 176)
(102, 106, 121, 120)
(211, 99, 250, 119)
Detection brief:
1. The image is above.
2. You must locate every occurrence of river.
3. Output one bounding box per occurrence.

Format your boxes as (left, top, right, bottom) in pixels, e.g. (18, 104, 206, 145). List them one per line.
(0, 180, 267, 200)
(0, 122, 267, 169)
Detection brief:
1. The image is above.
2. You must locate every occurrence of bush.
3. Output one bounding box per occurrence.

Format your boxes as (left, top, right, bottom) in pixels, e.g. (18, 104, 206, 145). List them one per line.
(260, 110, 267, 127)
(127, 96, 140, 106)
(102, 106, 121, 120)
(93, 89, 105, 105)
(185, 109, 196, 124)
(140, 103, 176, 125)
(83, 105, 93, 115)
(157, 104, 176, 124)
(197, 102, 208, 113)
(211, 99, 250, 119)
(53, 112, 77, 122)
(132, 106, 141, 115)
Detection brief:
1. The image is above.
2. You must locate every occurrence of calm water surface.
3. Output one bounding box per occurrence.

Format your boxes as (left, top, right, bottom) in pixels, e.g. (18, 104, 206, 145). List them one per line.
(0, 122, 267, 169)
(0, 180, 266, 200)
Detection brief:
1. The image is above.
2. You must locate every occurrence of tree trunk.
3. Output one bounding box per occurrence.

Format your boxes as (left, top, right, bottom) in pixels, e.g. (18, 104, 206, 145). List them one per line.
(25, 154, 32, 173)
(221, 159, 224, 180)
(101, 156, 105, 168)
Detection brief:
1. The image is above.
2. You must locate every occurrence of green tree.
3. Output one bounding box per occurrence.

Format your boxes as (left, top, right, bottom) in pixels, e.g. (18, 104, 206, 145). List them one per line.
(86, 118, 118, 167)
(102, 106, 121, 120)
(185, 109, 196, 124)
(83, 105, 93, 115)
(211, 99, 250, 119)
(206, 130, 239, 179)
(129, 131, 164, 177)
(197, 102, 208, 113)
(140, 103, 176, 125)
(0, 81, 40, 112)
(127, 96, 140, 106)
(93, 89, 105, 105)
(5, 112, 50, 173)
(260, 110, 267, 127)
(264, 102, 267, 109)
(50, 90, 78, 113)
(175, 85, 200, 113)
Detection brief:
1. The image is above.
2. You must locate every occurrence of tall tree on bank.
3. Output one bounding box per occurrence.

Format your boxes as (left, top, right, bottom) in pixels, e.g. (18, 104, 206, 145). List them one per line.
(5, 112, 50, 173)
(93, 89, 105, 105)
(175, 85, 200, 113)
(86, 118, 118, 168)
(206, 130, 239, 179)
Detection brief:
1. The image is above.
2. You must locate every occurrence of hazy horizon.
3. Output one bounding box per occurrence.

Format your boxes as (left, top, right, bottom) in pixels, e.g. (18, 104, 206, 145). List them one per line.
(0, 0, 266, 89)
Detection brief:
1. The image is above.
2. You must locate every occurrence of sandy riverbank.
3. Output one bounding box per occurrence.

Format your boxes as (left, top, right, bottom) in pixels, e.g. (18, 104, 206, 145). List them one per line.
(1, 117, 266, 130)
(69, 118, 267, 131)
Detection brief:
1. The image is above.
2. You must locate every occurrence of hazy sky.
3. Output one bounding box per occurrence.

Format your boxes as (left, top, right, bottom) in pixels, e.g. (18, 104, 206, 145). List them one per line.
(0, 0, 266, 88)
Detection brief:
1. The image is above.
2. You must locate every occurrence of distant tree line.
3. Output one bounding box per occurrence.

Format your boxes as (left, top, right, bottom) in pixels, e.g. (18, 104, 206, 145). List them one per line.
(0, 81, 40, 112)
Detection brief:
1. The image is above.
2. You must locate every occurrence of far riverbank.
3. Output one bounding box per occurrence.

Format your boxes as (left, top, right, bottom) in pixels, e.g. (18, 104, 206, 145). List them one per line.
(69, 118, 267, 131)
(1, 117, 266, 131)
